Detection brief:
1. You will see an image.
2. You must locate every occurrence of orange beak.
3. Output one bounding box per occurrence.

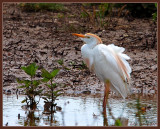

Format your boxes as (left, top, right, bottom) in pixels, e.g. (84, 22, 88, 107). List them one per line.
(72, 33, 86, 38)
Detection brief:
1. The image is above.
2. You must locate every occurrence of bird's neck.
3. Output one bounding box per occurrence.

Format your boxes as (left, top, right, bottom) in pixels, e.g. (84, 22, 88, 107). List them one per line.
(88, 42, 99, 49)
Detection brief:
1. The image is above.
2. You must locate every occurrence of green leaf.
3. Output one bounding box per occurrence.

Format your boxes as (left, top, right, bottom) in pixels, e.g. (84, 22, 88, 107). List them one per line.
(33, 80, 40, 87)
(53, 90, 62, 96)
(44, 93, 51, 97)
(152, 12, 157, 21)
(41, 68, 52, 79)
(17, 79, 31, 87)
(64, 67, 70, 70)
(21, 99, 26, 103)
(21, 63, 38, 77)
(57, 59, 63, 65)
(51, 83, 57, 88)
(51, 69, 60, 78)
(41, 78, 50, 83)
(17, 78, 30, 84)
(56, 93, 63, 97)
(45, 84, 51, 88)
(115, 119, 122, 126)
(55, 90, 62, 93)
(16, 78, 24, 84)
(155, 3, 157, 8)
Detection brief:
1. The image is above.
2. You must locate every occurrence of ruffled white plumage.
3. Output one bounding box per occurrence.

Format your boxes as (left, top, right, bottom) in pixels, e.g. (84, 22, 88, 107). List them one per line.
(81, 43, 131, 98)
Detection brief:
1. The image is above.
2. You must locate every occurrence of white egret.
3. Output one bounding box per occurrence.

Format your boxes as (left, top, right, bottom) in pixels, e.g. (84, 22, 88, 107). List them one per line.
(72, 33, 132, 110)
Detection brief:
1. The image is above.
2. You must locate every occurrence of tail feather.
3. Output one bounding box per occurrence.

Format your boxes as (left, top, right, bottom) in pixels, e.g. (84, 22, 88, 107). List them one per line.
(110, 76, 130, 99)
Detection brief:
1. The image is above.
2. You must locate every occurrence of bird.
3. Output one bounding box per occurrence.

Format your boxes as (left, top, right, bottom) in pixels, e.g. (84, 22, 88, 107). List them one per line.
(72, 33, 132, 110)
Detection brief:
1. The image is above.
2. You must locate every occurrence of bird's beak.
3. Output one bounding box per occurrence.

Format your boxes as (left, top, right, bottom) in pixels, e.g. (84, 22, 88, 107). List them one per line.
(72, 33, 86, 38)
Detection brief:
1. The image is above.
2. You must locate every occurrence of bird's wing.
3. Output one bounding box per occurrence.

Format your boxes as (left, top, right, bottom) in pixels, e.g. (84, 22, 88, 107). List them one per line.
(93, 44, 131, 98)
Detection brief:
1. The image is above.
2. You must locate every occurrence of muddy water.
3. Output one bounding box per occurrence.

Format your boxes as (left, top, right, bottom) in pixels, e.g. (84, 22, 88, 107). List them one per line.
(3, 94, 157, 126)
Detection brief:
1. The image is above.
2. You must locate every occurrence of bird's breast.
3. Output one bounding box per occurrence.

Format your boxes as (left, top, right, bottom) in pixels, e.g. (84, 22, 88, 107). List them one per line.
(81, 44, 94, 71)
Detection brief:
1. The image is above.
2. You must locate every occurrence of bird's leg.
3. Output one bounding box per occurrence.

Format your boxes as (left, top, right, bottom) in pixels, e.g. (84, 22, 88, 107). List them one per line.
(103, 80, 110, 126)
(103, 80, 110, 109)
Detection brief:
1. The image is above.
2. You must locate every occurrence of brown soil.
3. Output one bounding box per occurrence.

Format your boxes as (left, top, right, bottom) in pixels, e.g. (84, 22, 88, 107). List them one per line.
(3, 3, 157, 97)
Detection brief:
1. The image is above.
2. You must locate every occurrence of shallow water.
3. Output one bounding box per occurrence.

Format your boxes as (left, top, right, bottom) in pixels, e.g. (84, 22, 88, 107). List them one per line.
(3, 94, 157, 126)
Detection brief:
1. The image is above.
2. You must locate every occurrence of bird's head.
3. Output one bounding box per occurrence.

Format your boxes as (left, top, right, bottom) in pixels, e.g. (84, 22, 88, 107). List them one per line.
(72, 33, 102, 48)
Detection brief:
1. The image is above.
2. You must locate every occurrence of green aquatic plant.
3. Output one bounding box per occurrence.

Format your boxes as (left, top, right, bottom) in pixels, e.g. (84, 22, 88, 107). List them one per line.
(41, 68, 62, 113)
(17, 63, 43, 109)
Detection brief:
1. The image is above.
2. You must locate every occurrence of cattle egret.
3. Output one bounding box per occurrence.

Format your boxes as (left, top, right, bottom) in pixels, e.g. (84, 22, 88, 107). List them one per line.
(72, 33, 132, 110)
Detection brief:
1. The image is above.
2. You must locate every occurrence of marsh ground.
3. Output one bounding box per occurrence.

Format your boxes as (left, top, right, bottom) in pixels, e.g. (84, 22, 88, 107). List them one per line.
(3, 3, 157, 97)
